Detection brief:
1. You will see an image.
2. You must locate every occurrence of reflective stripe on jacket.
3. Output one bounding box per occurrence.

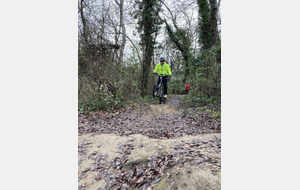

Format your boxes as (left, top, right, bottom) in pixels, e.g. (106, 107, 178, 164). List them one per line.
(153, 63, 172, 76)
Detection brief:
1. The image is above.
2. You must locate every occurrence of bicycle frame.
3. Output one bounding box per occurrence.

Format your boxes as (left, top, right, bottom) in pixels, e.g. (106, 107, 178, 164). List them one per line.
(155, 76, 164, 98)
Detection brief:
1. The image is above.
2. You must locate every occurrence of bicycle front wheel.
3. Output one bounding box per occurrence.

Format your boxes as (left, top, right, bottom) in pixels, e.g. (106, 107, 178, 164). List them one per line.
(160, 84, 164, 98)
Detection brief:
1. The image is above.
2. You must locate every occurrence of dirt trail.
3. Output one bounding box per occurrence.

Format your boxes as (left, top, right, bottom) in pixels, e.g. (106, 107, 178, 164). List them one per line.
(78, 95, 221, 190)
(166, 94, 184, 109)
(141, 94, 183, 120)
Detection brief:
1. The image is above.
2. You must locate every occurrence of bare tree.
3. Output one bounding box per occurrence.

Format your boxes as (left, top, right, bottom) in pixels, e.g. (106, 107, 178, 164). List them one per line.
(114, 0, 127, 64)
(79, 0, 88, 43)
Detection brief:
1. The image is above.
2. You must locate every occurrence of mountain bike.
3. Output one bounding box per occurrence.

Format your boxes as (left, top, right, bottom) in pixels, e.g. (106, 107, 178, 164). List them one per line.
(153, 73, 169, 104)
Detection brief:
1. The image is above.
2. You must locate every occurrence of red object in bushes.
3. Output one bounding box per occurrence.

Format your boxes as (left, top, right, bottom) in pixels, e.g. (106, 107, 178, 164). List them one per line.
(185, 84, 190, 90)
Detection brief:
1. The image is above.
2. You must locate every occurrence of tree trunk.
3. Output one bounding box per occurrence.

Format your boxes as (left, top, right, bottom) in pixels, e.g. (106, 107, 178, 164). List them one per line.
(209, 0, 220, 45)
(197, 0, 212, 50)
(141, 29, 154, 97)
(79, 0, 88, 44)
(119, 0, 126, 64)
(136, 0, 162, 97)
(115, 0, 126, 64)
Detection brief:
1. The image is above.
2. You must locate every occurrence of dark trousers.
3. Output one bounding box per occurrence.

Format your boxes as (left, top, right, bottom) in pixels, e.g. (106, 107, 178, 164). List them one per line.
(156, 76, 168, 95)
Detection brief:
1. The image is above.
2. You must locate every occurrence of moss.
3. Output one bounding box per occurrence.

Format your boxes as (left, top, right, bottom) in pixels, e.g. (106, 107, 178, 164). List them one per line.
(140, 155, 149, 159)
(154, 179, 167, 190)
(122, 158, 148, 171)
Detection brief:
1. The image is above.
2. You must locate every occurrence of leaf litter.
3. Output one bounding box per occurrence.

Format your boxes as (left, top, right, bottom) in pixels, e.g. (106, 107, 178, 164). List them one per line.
(78, 95, 221, 190)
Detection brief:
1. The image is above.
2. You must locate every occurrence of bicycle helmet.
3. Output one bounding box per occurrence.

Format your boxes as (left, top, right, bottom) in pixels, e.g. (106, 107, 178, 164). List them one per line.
(160, 57, 165, 62)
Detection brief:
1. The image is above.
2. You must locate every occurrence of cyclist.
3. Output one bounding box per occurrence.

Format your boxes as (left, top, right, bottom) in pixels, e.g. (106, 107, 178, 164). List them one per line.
(153, 57, 172, 98)
(185, 81, 190, 93)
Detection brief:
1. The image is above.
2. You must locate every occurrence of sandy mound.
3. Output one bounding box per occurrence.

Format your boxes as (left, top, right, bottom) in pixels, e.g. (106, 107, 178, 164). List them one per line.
(78, 133, 221, 190)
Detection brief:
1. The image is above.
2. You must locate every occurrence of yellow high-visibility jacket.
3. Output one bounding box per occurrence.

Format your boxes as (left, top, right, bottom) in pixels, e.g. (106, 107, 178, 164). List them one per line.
(153, 63, 172, 76)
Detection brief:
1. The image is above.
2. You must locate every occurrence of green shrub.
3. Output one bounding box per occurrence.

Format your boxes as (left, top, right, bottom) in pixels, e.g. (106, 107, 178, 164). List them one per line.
(78, 89, 126, 114)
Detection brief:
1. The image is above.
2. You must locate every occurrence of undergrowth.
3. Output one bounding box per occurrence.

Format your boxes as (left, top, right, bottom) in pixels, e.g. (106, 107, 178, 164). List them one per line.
(78, 90, 126, 114)
(78, 93, 160, 114)
(180, 94, 221, 121)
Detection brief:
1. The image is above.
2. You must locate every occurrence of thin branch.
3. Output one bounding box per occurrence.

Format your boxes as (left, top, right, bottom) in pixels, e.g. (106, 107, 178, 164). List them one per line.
(158, 0, 179, 31)
(114, 0, 120, 7)
(124, 34, 142, 64)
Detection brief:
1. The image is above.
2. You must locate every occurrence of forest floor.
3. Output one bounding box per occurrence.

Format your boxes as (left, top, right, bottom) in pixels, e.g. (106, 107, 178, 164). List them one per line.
(78, 95, 221, 190)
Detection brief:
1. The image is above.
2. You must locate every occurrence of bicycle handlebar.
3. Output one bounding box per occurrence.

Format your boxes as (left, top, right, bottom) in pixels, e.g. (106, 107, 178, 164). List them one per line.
(153, 73, 171, 77)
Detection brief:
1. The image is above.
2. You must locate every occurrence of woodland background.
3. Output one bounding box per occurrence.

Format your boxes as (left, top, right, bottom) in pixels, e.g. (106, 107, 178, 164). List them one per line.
(78, 0, 221, 114)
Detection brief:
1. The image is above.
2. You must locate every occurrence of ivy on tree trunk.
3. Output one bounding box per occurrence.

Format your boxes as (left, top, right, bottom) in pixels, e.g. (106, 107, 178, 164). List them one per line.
(134, 0, 163, 97)
(197, 0, 212, 50)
